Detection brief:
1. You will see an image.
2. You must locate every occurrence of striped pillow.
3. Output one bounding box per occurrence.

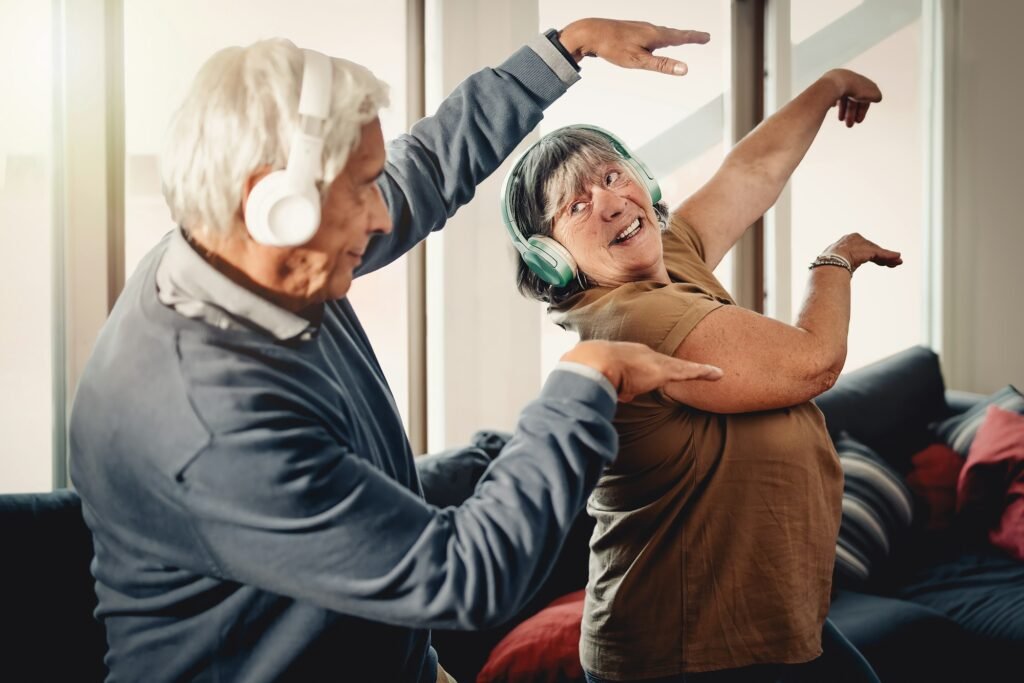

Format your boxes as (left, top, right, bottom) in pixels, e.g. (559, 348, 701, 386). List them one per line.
(934, 385, 1024, 457)
(834, 434, 915, 589)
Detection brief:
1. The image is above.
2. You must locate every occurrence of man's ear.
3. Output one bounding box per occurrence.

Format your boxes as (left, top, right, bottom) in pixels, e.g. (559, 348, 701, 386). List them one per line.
(240, 165, 274, 216)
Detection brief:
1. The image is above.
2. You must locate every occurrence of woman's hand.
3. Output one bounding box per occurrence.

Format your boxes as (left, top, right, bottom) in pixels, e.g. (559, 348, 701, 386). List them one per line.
(824, 68, 882, 127)
(822, 233, 903, 273)
(562, 340, 722, 403)
(558, 18, 710, 76)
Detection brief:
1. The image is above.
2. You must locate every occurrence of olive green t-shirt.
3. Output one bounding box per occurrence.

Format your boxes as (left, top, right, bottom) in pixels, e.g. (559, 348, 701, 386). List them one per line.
(550, 217, 843, 678)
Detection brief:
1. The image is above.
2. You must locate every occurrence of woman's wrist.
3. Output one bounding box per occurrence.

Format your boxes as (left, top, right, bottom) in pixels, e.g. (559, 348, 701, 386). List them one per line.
(820, 69, 849, 101)
(810, 252, 854, 275)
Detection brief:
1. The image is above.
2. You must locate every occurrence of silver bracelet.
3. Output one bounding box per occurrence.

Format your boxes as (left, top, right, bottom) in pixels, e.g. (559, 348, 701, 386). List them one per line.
(809, 253, 853, 275)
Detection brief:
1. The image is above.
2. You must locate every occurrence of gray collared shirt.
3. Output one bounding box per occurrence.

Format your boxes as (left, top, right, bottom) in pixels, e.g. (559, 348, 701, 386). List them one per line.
(156, 227, 317, 341)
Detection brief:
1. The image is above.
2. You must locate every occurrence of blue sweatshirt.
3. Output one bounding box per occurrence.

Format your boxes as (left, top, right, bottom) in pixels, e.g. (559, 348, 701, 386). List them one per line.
(69, 39, 618, 683)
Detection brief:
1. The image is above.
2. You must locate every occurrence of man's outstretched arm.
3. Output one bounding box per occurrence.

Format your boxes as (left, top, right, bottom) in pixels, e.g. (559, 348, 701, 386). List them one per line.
(360, 19, 710, 275)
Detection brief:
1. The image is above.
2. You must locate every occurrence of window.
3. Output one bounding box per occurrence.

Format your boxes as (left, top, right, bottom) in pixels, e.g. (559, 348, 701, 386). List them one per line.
(783, 0, 927, 370)
(122, 0, 411, 426)
(0, 0, 57, 493)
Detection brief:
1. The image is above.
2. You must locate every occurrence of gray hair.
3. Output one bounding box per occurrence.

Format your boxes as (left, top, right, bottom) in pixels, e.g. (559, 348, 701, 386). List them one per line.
(507, 127, 669, 304)
(160, 38, 390, 239)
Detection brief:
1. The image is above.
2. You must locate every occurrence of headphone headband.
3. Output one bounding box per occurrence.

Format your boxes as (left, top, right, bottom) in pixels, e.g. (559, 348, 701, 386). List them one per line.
(499, 125, 662, 288)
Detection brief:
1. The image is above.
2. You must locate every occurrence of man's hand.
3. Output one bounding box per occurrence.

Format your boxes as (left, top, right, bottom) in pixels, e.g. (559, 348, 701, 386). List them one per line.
(558, 18, 710, 76)
(562, 340, 723, 403)
(824, 68, 882, 128)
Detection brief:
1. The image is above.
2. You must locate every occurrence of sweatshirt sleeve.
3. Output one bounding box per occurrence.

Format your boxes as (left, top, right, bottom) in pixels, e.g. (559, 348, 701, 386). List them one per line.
(176, 369, 616, 630)
(357, 36, 579, 276)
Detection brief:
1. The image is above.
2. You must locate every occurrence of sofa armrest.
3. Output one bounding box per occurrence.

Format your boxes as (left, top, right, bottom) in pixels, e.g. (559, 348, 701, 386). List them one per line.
(944, 389, 986, 416)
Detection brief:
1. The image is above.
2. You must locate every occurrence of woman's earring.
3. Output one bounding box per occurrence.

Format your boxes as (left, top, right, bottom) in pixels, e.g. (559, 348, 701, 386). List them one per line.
(576, 270, 589, 290)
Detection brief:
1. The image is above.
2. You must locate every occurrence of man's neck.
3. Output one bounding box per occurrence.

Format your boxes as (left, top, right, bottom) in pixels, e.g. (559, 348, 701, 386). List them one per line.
(184, 227, 319, 316)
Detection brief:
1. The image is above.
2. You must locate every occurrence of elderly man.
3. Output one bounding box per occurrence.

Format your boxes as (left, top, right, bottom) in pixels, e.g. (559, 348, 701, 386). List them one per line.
(69, 17, 719, 683)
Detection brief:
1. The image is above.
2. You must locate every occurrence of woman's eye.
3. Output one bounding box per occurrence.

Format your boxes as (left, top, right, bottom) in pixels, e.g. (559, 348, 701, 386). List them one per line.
(570, 201, 587, 215)
(605, 171, 620, 185)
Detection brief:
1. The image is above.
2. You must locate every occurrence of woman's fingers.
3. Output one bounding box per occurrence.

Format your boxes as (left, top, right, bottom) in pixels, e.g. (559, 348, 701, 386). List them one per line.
(838, 99, 871, 127)
(870, 247, 903, 267)
(856, 101, 870, 123)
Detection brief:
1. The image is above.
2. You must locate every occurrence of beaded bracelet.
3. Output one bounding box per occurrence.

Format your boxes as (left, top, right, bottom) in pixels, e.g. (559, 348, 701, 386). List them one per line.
(808, 253, 853, 275)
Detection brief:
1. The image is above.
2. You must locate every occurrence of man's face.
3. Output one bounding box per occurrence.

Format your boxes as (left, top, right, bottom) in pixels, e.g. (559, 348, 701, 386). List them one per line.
(278, 117, 391, 302)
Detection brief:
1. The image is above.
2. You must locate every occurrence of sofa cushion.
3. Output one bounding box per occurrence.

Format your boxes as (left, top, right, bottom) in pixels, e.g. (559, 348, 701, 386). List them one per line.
(905, 443, 964, 532)
(814, 346, 949, 472)
(827, 590, 967, 683)
(935, 385, 1024, 457)
(957, 406, 1024, 561)
(834, 434, 915, 589)
(895, 547, 1024, 682)
(477, 590, 585, 683)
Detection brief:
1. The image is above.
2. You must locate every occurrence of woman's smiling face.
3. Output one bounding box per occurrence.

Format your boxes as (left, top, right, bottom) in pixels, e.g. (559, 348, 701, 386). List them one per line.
(550, 163, 666, 288)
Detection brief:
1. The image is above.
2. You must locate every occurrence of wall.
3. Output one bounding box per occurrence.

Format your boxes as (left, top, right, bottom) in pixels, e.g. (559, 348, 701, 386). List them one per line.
(943, 0, 1024, 392)
(425, 0, 542, 451)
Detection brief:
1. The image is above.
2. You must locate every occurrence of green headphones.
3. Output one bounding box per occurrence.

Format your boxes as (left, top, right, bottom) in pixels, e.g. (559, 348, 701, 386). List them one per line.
(499, 124, 662, 288)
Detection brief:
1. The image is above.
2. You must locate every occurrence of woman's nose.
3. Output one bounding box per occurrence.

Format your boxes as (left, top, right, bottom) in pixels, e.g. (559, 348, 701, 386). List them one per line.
(592, 186, 626, 221)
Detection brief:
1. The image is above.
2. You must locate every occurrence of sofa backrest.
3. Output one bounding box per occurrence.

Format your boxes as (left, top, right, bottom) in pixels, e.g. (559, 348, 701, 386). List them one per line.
(814, 345, 953, 473)
(0, 489, 107, 682)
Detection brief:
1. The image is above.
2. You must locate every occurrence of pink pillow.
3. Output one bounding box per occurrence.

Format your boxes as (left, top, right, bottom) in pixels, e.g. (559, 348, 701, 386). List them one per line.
(957, 406, 1024, 560)
(477, 590, 585, 683)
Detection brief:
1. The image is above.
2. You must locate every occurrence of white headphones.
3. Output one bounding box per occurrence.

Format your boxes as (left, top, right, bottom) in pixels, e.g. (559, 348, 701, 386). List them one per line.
(244, 49, 333, 247)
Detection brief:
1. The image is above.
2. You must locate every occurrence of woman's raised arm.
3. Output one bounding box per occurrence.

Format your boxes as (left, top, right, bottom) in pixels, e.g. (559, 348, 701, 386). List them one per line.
(663, 233, 901, 413)
(674, 69, 882, 271)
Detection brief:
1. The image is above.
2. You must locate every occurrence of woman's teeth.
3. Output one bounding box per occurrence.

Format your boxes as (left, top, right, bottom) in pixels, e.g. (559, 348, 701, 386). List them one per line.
(614, 218, 642, 243)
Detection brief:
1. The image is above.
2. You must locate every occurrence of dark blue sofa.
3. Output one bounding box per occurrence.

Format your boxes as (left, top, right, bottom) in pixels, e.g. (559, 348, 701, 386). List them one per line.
(3, 347, 1021, 682)
(430, 346, 1024, 682)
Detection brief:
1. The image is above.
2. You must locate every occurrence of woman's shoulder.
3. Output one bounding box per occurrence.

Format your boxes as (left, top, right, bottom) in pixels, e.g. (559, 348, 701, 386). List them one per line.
(550, 280, 724, 348)
(663, 214, 733, 304)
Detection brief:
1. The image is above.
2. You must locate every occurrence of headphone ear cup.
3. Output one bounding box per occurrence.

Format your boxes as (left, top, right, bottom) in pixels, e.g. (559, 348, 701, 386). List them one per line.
(525, 235, 578, 288)
(626, 157, 662, 205)
(244, 171, 321, 247)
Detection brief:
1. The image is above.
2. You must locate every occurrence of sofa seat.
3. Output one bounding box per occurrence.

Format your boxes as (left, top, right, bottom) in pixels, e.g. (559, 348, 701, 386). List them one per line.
(893, 546, 1024, 681)
(827, 590, 967, 683)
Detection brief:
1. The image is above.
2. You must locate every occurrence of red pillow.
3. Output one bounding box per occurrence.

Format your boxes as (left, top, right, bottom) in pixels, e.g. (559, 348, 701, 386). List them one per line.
(905, 443, 965, 531)
(477, 590, 585, 683)
(957, 406, 1024, 561)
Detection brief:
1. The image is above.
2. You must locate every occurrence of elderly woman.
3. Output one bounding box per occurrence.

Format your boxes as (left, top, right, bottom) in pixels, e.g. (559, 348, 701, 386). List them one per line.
(502, 68, 900, 683)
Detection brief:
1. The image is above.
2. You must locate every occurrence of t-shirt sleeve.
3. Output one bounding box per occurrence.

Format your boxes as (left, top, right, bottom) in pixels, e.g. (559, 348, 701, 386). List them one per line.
(573, 283, 725, 357)
(663, 213, 708, 267)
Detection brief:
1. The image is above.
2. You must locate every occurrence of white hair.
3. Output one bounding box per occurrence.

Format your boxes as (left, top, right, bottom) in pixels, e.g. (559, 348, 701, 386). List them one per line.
(160, 38, 390, 238)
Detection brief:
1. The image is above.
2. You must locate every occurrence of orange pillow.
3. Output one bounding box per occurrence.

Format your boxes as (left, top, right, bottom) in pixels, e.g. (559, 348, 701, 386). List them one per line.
(957, 406, 1024, 561)
(477, 590, 585, 683)
(905, 443, 964, 531)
